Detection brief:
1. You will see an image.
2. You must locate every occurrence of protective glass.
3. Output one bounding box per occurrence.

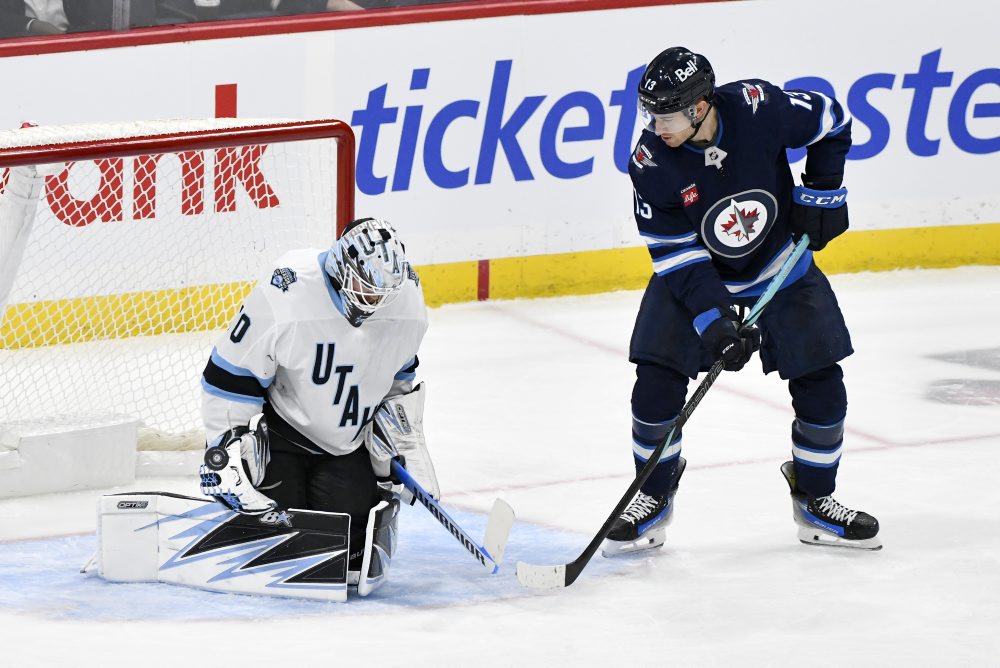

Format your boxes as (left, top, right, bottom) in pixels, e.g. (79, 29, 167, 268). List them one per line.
(638, 100, 697, 133)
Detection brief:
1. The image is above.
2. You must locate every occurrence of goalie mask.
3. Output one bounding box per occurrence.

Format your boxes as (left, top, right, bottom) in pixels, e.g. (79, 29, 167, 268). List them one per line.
(325, 218, 408, 327)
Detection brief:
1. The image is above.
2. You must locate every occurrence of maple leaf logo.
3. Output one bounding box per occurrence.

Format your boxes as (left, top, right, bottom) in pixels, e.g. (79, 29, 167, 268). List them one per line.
(720, 199, 759, 241)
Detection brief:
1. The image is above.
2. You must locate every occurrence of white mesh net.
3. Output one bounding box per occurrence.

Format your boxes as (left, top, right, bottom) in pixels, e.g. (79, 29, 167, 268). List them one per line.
(0, 119, 352, 450)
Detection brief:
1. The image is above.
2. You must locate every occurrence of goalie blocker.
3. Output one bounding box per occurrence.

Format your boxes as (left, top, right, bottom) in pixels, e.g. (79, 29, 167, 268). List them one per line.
(90, 491, 399, 602)
(366, 382, 440, 504)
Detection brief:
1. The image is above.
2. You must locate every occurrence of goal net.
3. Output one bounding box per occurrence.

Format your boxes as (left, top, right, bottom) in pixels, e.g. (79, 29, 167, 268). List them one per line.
(0, 118, 355, 451)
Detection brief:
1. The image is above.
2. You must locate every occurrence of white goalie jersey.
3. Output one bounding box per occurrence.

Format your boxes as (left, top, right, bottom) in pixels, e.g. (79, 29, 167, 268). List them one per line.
(201, 247, 428, 455)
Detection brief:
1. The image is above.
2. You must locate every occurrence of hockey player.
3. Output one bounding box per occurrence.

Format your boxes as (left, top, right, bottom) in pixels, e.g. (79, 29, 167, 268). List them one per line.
(198, 217, 438, 591)
(606, 47, 880, 555)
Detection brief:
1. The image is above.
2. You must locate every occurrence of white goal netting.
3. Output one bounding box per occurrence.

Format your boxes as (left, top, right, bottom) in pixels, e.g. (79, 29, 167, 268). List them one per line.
(0, 118, 355, 450)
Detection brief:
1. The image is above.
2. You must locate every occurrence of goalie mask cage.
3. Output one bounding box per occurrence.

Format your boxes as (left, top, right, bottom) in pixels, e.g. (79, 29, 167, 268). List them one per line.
(0, 118, 355, 451)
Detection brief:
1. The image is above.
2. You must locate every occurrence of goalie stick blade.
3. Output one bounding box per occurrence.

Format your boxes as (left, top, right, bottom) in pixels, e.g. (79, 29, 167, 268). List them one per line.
(515, 562, 567, 590)
(483, 499, 515, 567)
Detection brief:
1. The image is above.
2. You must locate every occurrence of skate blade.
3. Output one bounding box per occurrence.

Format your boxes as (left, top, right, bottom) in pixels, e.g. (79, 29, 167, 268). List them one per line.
(601, 526, 665, 558)
(797, 526, 882, 551)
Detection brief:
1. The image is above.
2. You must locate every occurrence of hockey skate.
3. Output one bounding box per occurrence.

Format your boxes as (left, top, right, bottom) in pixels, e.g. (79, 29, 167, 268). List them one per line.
(780, 461, 881, 551)
(602, 458, 686, 557)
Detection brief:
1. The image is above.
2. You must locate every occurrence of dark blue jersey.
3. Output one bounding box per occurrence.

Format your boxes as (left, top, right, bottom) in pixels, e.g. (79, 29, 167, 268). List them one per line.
(628, 79, 851, 317)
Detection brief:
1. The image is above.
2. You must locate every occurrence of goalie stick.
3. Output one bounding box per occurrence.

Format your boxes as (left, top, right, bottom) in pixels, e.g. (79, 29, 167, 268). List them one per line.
(516, 236, 812, 590)
(392, 459, 515, 575)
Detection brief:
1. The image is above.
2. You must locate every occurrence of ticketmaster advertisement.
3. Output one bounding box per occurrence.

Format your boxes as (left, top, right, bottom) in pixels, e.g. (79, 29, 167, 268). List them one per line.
(0, 0, 996, 298)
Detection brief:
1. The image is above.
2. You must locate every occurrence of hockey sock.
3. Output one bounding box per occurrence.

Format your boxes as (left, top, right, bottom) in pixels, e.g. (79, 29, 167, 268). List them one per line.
(631, 362, 688, 496)
(789, 365, 847, 498)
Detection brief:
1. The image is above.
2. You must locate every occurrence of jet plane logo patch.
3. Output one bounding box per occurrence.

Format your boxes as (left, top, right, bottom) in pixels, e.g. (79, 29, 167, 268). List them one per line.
(700, 189, 778, 258)
(742, 83, 767, 114)
(631, 144, 658, 171)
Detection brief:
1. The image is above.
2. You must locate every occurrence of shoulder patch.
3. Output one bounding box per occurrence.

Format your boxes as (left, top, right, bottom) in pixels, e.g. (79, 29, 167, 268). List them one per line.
(741, 83, 767, 114)
(270, 267, 297, 292)
(631, 143, 658, 171)
(407, 264, 420, 286)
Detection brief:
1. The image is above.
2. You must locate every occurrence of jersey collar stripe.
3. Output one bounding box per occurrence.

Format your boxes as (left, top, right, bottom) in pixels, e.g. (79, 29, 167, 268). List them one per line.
(680, 115, 724, 154)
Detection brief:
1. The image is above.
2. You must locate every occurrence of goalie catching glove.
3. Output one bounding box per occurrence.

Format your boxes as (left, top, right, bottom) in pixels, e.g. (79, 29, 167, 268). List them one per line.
(366, 382, 440, 504)
(199, 413, 277, 514)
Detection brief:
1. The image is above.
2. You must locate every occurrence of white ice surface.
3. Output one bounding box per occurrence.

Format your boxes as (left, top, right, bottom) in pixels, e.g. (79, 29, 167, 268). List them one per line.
(1, 266, 999, 667)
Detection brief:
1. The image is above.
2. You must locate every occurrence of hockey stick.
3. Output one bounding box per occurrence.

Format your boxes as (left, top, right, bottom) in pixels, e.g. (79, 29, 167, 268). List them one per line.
(516, 236, 812, 589)
(391, 459, 515, 575)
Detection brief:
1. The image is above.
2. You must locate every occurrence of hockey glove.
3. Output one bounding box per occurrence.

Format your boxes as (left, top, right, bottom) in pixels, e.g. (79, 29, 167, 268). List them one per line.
(789, 174, 849, 252)
(695, 306, 761, 372)
(199, 413, 277, 514)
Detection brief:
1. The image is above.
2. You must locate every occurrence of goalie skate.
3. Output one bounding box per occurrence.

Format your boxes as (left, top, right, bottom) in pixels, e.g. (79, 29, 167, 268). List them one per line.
(781, 461, 882, 551)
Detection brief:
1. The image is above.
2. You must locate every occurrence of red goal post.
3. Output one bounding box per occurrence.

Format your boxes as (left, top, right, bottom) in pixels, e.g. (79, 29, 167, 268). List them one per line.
(0, 118, 355, 451)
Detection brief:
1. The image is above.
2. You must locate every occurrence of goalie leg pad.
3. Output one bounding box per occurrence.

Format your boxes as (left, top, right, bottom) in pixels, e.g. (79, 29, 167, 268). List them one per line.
(356, 496, 400, 596)
(95, 492, 352, 602)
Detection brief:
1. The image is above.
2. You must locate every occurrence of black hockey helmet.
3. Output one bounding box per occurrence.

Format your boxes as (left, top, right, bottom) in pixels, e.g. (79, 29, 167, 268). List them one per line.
(637, 47, 715, 115)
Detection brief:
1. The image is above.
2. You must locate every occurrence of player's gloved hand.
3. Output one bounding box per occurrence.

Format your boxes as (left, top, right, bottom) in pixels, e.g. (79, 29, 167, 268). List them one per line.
(789, 174, 849, 251)
(375, 459, 415, 506)
(696, 306, 761, 372)
(365, 383, 439, 504)
(199, 414, 277, 515)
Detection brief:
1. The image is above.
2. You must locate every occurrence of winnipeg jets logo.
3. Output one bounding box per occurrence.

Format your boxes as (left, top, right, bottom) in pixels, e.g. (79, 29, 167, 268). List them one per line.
(631, 144, 658, 171)
(721, 200, 760, 242)
(700, 189, 778, 258)
(742, 83, 767, 114)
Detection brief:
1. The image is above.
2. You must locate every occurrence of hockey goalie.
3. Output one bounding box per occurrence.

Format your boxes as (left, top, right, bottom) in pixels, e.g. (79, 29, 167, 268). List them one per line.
(92, 218, 441, 601)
